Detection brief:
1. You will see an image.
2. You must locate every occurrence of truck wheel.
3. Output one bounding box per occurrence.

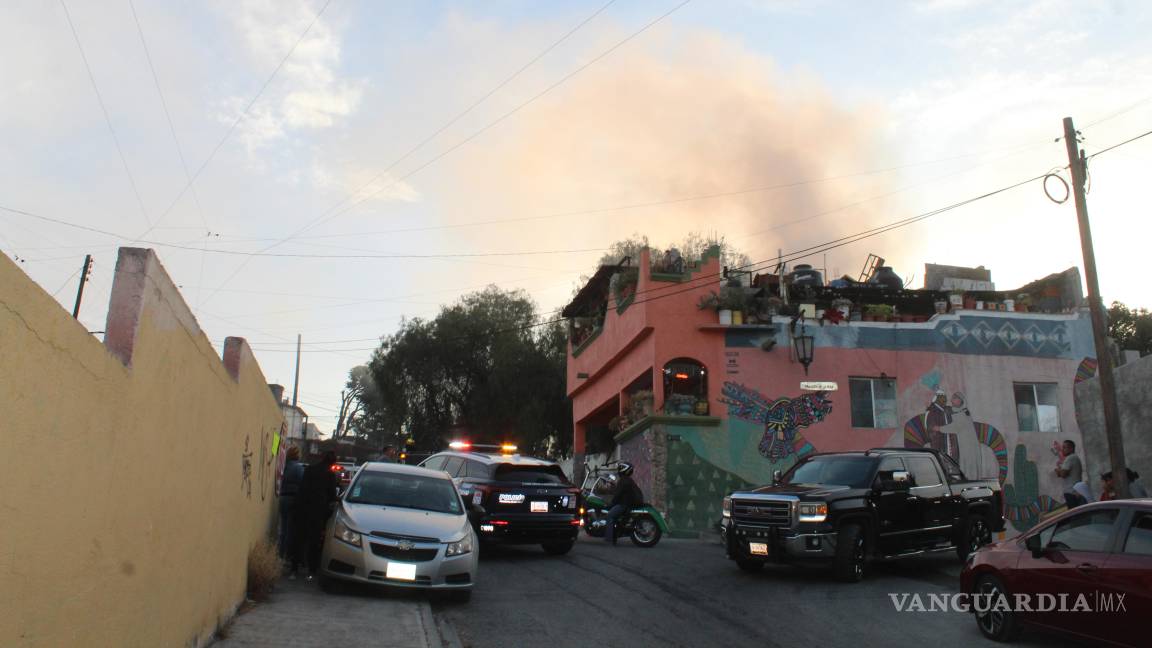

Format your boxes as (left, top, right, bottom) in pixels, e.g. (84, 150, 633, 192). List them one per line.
(957, 514, 992, 562)
(974, 574, 1020, 642)
(833, 523, 866, 583)
(736, 558, 764, 573)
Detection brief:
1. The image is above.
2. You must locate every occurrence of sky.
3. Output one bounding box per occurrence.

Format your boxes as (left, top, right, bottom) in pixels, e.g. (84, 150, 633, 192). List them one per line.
(2, 0, 1150, 435)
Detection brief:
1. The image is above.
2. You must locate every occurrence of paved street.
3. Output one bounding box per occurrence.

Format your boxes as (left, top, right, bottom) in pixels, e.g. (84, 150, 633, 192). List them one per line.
(432, 535, 1084, 648)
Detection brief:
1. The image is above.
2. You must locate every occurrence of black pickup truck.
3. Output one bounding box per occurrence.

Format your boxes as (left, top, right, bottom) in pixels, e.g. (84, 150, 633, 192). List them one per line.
(720, 447, 1005, 582)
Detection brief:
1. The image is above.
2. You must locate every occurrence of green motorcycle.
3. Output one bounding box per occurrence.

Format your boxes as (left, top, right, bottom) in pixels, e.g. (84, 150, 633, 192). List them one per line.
(580, 461, 667, 547)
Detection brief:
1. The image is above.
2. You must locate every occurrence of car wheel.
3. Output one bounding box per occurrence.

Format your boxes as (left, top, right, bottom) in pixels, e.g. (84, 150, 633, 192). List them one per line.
(833, 523, 866, 583)
(542, 540, 575, 555)
(736, 558, 764, 573)
(629, 516, 662, 548)
(974, 574, 1020, 642)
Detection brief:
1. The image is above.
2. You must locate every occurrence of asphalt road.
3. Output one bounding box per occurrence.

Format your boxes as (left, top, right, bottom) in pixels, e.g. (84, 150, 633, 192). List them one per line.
(431, 534, 1085, 648)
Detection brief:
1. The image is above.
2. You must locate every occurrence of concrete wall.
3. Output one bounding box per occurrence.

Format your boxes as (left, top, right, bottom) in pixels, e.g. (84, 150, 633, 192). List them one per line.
(0, 248, 284, 648)
(1075, 353, 1152, 488)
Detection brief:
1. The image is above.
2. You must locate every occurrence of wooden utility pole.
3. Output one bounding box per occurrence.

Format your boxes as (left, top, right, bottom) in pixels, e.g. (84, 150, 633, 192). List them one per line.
(292, 334, 305, 448)
(1062, 116, 1129, 498)
(72, 254, 92, 319)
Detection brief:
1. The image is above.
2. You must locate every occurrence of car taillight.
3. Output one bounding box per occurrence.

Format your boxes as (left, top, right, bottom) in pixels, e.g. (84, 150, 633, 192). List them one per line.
(329, 464, 342, 472)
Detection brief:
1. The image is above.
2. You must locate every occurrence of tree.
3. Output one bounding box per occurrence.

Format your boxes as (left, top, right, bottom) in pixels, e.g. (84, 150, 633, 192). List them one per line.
(363, 287, 572, 457)
(1108, 301, 1152, 357)
(333, 365, 371, 439)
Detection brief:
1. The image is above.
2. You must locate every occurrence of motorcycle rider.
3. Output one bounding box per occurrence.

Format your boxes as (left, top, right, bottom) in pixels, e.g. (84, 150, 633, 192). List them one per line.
(605, 462, 644, 546)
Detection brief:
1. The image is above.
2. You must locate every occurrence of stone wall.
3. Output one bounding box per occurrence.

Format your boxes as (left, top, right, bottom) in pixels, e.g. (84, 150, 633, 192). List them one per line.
(1074, 353, 1152, 488)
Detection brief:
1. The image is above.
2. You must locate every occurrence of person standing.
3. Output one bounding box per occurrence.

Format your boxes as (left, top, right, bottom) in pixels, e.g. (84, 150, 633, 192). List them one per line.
(278, 446, 306, 573)
(1126, 469, 1149, 499)
(294, 451, 340, 581)
(373, 445, 398, 463)
(1054, 440, 1084, 509)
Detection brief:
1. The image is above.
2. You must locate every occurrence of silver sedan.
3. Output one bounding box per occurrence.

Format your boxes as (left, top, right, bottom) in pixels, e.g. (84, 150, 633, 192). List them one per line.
(319, 462, 477, 602)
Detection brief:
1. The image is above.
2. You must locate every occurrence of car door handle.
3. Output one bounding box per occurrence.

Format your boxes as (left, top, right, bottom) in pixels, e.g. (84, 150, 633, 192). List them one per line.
(906, 496, 920, 503)
(1076, 563, 1098, 574)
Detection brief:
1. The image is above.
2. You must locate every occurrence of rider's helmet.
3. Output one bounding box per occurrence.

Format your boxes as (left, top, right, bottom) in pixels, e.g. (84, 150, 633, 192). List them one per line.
(618, 461, 635, 477)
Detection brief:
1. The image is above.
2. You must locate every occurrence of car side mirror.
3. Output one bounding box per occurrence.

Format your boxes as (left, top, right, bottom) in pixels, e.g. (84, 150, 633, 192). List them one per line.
(772, 470, 783, 485)
(1025, 534, 1044, 558)
(878, 470, 911, 492)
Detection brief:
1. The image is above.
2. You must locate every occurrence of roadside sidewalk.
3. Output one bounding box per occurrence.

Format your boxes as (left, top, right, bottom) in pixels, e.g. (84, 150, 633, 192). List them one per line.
(214, 577, 440, 648)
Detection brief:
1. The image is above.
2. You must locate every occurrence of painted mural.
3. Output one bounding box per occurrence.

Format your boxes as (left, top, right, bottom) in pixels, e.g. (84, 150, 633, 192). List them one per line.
(1003, 444, 1063, 532)
(666, 435, 754, 535)
(903, 387, 1008, 484)
(721, 382, 830, 460)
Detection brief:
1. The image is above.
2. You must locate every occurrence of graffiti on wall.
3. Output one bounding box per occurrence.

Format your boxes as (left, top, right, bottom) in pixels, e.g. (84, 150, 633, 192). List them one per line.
(721, 382, 831, 460)
(241, 435, 253, 498)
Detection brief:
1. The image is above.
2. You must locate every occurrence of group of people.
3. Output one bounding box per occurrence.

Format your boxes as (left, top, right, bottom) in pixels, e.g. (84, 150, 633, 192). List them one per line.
(1056, 439, 1149, 509)
(277, 448, 340, 580)
(275, 444, 401, 579)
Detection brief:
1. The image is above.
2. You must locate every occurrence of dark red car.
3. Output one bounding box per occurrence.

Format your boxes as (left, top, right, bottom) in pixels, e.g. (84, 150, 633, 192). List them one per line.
(960, 499, 1152, 646)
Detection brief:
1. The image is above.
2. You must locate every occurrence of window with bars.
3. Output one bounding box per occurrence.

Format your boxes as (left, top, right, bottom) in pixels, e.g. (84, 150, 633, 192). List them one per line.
(1014, 383, 1061, 433)
(849, 377, 897, 428)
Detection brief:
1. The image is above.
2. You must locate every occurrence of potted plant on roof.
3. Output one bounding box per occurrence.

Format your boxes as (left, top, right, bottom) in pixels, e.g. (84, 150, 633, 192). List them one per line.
(697, 291, 731, 325)
(864, 304, 893, 322)
(722, 286, 748, 326)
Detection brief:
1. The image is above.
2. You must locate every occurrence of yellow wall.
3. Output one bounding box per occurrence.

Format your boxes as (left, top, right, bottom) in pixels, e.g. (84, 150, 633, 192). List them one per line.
(0, 248, 283, 648)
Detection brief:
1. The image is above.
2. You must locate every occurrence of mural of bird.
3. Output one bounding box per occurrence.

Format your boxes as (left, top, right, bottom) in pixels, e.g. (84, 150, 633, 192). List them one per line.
(721, 382, 832, 461)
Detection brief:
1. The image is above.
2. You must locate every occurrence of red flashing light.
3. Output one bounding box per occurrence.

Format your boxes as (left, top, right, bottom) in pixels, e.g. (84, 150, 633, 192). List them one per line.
(570, 519, 583, 526)
(492, 520, 510, 526)
(449, 441, 472, 450)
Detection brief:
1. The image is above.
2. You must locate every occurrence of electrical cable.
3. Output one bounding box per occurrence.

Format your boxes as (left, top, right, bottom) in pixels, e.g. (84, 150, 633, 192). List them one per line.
(243, 169, 1052, 353)
(59, 0, 152, 229)
(134, 0, 334, 240)
(197, 0, 693, 308)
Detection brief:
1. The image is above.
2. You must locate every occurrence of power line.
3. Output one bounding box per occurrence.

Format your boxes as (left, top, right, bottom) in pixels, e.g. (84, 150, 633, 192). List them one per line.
(128, 0, 212, 313)
(59, 0, 152, 229)
(241, 168, 1056, 353)
(320, 0, 619, 222)
(198, 0, 692, 308)
(134, 0, 334, 240)
(1083, 94, 1152, 129)
(1086, 127, 1152, 159)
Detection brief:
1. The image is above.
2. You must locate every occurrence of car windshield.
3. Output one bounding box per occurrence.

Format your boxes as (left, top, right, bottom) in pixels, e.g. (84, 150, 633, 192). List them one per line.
(783, 456, 875, 488)
(493, 463, 569, 484)
(345, 471, 463, 515)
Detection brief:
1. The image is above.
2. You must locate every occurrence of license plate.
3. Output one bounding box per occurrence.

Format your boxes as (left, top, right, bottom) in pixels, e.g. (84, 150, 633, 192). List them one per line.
(749, 542, 769, 556)
(386, 562, 417, 581)
(530, 501, 549, 513)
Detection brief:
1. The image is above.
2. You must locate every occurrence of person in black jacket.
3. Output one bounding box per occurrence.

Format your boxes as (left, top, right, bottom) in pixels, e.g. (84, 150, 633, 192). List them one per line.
(279, 446, 306, 575)
(605, 462, 643, 546)
(293, 451, 339, 580)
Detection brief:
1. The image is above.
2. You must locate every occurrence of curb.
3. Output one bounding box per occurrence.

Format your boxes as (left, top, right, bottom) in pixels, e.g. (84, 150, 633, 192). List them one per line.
(427, 603, 464, 648)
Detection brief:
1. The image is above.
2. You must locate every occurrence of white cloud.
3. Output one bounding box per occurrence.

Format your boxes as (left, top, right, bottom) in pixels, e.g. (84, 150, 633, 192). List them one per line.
(222, 0, 365, 152)
(310, 161, 421, 205)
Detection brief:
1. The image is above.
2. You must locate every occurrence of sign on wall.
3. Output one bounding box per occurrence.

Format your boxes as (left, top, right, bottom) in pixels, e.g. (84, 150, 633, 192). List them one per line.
(800, 381, 838, 391)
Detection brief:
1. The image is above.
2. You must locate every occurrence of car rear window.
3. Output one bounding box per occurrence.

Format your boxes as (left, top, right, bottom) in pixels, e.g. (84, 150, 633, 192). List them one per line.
(493, 463, 568, 484)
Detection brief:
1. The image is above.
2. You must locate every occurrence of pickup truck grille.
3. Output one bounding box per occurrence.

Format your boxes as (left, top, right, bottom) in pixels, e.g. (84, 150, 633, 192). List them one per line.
(732, 500, 792, 527)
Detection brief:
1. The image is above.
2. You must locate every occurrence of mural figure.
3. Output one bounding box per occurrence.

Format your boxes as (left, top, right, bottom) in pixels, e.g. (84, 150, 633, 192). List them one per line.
(721, 382, 831, 460)
(904, 388, 1008, 485)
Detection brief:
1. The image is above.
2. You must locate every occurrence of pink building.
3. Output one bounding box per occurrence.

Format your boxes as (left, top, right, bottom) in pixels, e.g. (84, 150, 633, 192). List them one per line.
(564, 246, 1096, 537)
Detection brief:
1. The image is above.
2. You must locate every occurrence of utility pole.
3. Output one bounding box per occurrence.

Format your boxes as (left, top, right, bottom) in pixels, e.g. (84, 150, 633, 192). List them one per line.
(1062, 116, 1129, 499)
(292, 333, 304, 448)
(72, 254, 92, 319)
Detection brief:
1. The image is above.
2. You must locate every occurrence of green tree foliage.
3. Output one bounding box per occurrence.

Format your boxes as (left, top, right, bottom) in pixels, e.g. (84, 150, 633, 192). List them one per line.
(363, 287, 572, 458)
(1108, 301, 1152, 357)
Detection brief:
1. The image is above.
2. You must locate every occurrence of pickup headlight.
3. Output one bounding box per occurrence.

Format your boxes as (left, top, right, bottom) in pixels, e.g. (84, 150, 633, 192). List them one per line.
(333, 516, 362, 547)
(798, 503, 828, 523)
(446, 535, 473, 557)
(722, 496, 732, 518)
